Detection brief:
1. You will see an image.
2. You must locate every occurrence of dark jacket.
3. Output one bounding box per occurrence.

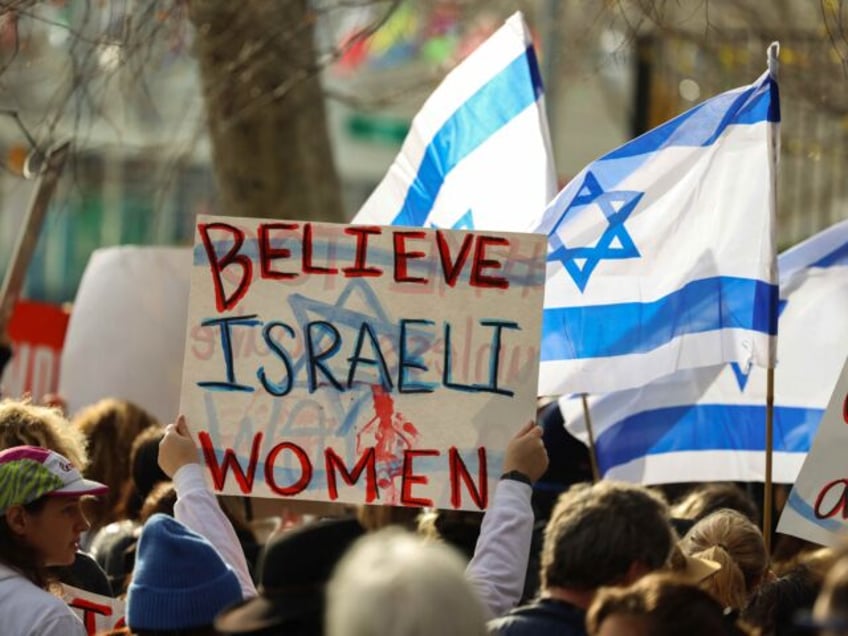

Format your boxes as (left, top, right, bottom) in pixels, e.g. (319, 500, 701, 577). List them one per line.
(488, 598, 587, 636)
(51, 551, 113, 598)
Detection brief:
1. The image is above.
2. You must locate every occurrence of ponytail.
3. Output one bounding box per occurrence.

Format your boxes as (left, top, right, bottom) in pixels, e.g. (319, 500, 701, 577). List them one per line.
(695, 546, 747, 610)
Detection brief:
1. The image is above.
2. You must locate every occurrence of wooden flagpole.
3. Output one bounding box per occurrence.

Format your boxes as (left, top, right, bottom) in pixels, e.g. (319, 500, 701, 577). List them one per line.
(763, 367, 775, 554)
(0, 141, 71, 337)
(581, 393, 601, 483)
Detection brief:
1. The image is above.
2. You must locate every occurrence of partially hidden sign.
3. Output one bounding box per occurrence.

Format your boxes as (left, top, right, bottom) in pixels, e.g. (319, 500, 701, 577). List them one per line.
(180, 216, 546, 510)
(63, 584, 126, 635)
(778, 356, 848, 546)
(1, 300, 69, 400)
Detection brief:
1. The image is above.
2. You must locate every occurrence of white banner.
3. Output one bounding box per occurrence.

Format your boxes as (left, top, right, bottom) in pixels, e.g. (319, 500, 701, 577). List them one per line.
(59, 246, 191, 422)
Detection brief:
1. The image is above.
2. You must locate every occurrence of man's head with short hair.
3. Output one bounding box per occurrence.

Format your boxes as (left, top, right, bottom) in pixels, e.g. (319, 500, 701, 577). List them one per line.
(541, 481, 674, 592)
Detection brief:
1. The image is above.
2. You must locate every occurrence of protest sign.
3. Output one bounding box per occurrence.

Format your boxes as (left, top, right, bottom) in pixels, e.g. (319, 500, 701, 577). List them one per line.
(63, 584, 126, 635)
(1, 300, 69, 400)
(59, 246, 191, 422)
(180, 216, 546, 510)
(777, 357, 848, 546)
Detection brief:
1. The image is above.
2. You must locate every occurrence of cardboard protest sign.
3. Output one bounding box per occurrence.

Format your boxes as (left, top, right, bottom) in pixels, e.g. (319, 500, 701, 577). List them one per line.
(778, 357, 848, 546)
(63, 584, 126, 635)
(59, 246, 191, 422)
(1, 300, 69, 400)
(180, 216, 546, 510)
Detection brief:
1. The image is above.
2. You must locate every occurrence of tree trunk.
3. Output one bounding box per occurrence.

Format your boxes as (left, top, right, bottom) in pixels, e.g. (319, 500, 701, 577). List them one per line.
(188, 0, 345, 223)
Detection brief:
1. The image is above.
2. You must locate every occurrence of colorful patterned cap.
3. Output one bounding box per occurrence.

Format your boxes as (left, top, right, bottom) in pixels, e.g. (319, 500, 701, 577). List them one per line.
(0, 445, 108, 515)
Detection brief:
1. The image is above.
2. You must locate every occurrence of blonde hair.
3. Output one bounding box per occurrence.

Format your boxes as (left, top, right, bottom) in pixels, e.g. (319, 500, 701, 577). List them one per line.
(326, 528, 488, 636)
(692, 545, 748, 610)
(0, 398, 88, 468)
(681, 509, 768, 608)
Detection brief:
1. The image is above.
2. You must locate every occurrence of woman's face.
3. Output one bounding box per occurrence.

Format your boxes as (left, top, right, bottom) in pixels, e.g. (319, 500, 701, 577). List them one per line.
(18, 496, 90, 566)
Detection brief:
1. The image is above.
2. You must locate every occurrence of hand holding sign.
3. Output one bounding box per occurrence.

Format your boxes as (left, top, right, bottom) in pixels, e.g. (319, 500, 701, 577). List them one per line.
(159, 415, 200, 478)
(502, 421, 549, 483)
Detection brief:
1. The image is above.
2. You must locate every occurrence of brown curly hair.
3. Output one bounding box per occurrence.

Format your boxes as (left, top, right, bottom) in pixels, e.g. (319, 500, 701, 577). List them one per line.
(72, 399, 159, 533)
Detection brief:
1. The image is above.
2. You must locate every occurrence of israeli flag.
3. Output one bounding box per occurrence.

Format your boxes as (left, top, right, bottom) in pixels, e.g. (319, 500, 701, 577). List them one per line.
(560, 219, 848, 484)
(352, 11, 556, 232)
(536, 60, 780, 396)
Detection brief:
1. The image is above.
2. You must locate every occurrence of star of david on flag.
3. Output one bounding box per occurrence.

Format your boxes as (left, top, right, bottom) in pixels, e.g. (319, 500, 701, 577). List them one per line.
(352, 11, 556, 232)
(559, 218, 848, 486)
(535, 46, 781, 396)
(547, 171, 643, 292)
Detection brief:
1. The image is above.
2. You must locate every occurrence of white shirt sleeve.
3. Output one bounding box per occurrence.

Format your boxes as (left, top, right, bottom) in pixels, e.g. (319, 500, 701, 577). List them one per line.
(464, 478, 534, 620)
(33, 613, 87, 636)
(173, 463, 258, 599)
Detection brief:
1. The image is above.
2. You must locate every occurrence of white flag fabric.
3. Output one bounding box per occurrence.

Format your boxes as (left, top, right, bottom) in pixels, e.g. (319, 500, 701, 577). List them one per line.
(536, 65, 780, 395)
(560, 219, 848, 484)
(351, 11, 556, 232)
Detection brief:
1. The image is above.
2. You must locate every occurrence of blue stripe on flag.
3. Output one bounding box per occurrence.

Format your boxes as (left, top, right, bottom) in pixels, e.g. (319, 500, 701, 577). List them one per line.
(595, 404, 822, 474)
(540, 276, 777, 360)
(601, 76, 777, 160)
(391, 46, 544, 227)
(812, 241, 848, 268)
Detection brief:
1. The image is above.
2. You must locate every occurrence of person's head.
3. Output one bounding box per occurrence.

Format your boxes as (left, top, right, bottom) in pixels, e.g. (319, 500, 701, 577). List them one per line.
(126, 514, 242, 635)
(0, 446, 107, 587)
(125, 425, 168, 521)
(672, 483, 759, 525)
(680, 508, 769, 608)
(665, 542, 722, 586)
(326, 527, 488, 636)
(541, 481, 674, 599)
(215, 517, 364, 635)
(742, 564, 820, 636)
(0, 398, 88, 468)
(586, 573, 755, 636)
(416, 508, 483, 561)
(73, 398, 159, 529)
(809, 556, 848, 636)
(139, 482, 177, 522)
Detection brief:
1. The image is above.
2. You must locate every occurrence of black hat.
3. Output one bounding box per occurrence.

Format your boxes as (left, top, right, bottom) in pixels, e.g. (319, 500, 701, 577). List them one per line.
(215, 517, 364, 635)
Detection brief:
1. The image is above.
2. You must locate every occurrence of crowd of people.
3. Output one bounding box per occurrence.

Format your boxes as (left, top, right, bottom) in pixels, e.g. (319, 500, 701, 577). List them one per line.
(1, 396, 848, 635)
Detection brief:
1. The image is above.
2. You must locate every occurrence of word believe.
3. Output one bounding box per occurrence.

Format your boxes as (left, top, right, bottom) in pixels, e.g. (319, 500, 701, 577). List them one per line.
(199, 222, 512, 312)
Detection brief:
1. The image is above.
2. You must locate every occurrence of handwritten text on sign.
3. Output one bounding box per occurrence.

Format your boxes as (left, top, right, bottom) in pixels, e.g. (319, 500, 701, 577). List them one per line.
(63, 585, 126, 635)
(180, 216, 546, 510)
(778, 357, 848, 546)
